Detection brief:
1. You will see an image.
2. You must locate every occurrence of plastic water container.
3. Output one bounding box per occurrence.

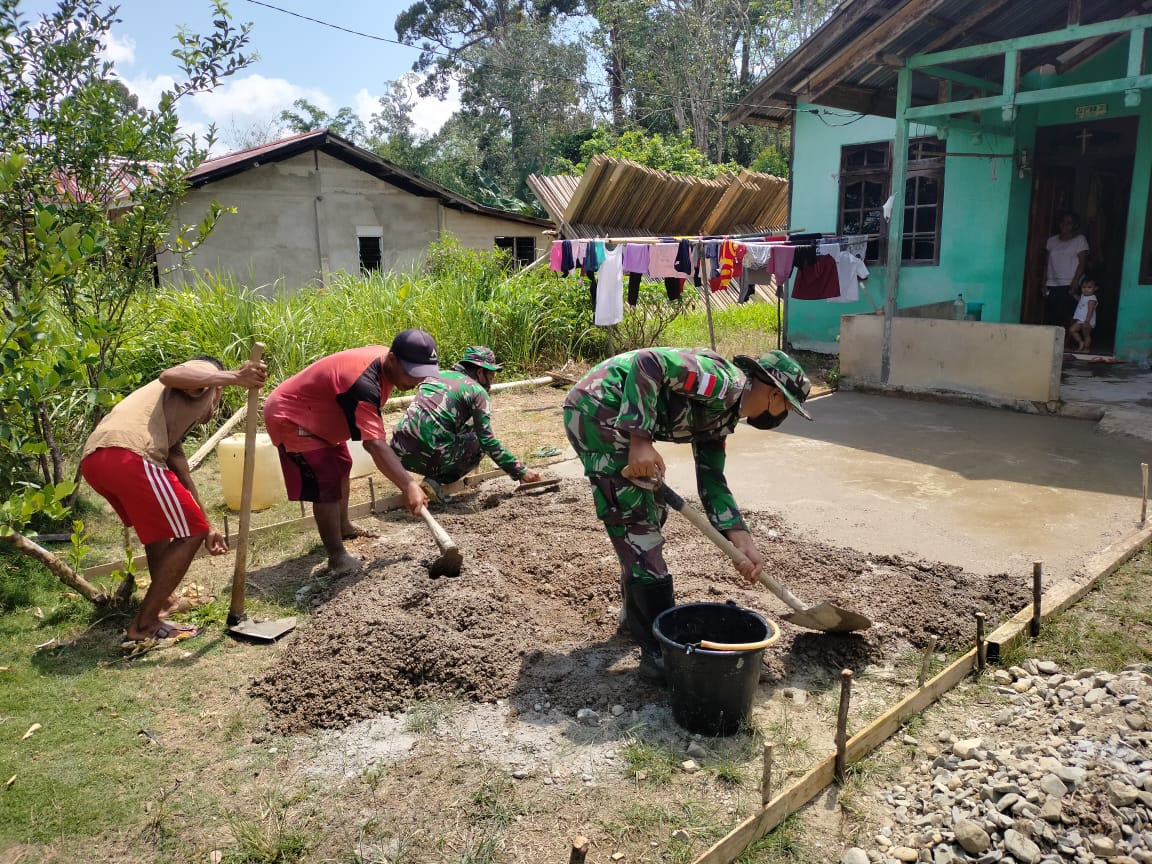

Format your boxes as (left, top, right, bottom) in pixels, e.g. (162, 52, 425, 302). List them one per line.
(217, 432, 283, 511)
(347, 440, 377, 479)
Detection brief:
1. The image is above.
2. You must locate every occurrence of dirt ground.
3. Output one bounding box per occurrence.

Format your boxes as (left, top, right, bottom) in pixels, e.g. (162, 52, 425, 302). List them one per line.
(252, 475, 1028, 734)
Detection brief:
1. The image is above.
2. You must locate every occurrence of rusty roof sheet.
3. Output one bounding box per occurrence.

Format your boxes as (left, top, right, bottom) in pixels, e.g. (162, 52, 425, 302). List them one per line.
(527, 155, 789, 238)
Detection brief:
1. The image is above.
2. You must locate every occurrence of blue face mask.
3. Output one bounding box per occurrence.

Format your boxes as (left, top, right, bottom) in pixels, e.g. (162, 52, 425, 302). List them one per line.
(747, 408, 787, 430)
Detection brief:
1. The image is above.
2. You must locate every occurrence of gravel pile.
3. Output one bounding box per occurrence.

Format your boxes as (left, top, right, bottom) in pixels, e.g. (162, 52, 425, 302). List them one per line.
(843, 660, 1152, 864)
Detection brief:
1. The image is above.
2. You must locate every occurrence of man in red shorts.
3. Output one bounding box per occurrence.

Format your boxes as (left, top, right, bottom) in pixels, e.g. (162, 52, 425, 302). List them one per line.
(81, 355, 268, 644)
(263, 330, 438, 576)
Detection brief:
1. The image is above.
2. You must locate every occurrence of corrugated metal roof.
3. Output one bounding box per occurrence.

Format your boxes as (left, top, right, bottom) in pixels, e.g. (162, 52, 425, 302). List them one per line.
(728, 0, 1150, 126)
(188, 129, 552, 228)
(526, 155, 789, 238)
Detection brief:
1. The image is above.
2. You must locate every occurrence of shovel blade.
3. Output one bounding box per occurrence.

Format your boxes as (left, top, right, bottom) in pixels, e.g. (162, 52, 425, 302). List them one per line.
(428, 547, 463, 579)
(227, 616, 298, 642)
(782, 603, 871, 634)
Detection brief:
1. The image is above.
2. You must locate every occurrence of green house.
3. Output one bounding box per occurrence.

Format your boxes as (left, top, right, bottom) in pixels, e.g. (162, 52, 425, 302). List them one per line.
(730, 0, 1152, 367)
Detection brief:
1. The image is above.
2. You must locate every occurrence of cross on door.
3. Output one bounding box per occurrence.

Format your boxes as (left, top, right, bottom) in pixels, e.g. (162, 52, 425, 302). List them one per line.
(1076, 127, 1093, 155)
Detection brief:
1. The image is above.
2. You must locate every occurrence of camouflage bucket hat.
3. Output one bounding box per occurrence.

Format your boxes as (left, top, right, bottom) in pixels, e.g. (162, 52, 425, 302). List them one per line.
(732, 350, 814, 421)
(460, 345, 503, 371)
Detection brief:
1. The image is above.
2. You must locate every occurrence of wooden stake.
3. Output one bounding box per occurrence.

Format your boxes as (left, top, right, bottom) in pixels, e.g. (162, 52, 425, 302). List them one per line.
(760, 742, 774, 805)
(569, 836, 589, 864)
(224, 513, 230, 546)
(976, 612, 986, 672)
(834, 669, 853, 783)
(299, 500, 306, 517)
(918, 636, 938, 688)
(1141, 462, 1148, 524)
(1030, 561, 1043, 638)
(700, 240, 717, 351)
(369, 478, 377, 515)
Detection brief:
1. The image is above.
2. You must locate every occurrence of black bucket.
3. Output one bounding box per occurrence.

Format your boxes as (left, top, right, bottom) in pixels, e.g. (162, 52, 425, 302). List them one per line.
(653, 603, 772, 737)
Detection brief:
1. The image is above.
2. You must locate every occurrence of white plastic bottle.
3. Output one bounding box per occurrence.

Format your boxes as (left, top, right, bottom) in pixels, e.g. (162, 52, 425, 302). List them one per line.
(953, 294, 965, 320)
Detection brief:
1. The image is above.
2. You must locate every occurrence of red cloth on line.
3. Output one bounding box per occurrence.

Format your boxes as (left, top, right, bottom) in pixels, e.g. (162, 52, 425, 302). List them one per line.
(791, 254, 840, 300)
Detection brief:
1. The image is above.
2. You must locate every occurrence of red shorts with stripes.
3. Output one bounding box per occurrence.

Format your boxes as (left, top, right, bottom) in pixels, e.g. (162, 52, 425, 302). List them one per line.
(275, 442, 352, 503)
(80, 448, 210, 545)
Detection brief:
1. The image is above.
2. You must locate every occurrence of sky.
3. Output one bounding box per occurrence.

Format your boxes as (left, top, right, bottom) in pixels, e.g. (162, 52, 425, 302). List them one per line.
(22, 0, 463, 150)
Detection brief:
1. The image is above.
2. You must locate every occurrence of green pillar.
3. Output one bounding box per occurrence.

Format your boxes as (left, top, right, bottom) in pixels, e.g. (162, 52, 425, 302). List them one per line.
(881, 66, 912, 384)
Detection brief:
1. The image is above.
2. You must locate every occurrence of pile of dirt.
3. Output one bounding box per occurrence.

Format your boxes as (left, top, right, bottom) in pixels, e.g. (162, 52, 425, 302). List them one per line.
(252, 478, 1029, 732)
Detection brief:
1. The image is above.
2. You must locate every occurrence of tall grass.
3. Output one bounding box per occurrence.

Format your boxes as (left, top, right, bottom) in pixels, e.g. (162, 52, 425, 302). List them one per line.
(124, 238, 599, 392)
(121, 237, 782, 404)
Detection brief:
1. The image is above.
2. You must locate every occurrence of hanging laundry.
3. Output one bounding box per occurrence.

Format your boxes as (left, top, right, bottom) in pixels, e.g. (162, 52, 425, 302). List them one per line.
(708, 239, 746, 293)
(827, 251, 869, 303)
(842, 235, 868, 259)
(647, 242, 682, 278)
(791, 250, 839, 300)
(673, 239, 694, 276)
(622, 244, 651, 306)
(769, 245, 796, 285)
(549, 240, 564, 271)
(595, 245, 625, 326)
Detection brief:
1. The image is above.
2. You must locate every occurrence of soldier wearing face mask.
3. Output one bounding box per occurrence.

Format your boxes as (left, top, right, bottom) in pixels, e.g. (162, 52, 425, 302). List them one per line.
(563, 347, 813, 681)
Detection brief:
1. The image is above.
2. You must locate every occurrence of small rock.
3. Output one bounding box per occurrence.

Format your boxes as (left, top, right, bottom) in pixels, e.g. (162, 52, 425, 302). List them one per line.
(1039, 797, 1063, 822)
(843, 847, 871, 864)
(1126, 714, 1146, 731)
(953, 739, 983, 759)
(1039, 774, 1068, 797)
(576, 708, 601, 727)
(671, 829, 690, 841)
(1004, 830, 1041, 864)
(877, 836, 893, 849)
(680, 760, 700, 774)
(892, 847, 919, 862)
(954, 820, 992, 855)
(903, 735, 919, 746)
(1109, 781, 1140, 808)
(1036, 661, 1060, 675)
(611, 854, 624, 861)
(1085, 688, 1108, 706)
(997, 793, 1021, 813)
(685, 742, 708, 760)
(1091, 836, 1119, 858)
(610, 704, 625, 717)
(788, 688, 809, 706)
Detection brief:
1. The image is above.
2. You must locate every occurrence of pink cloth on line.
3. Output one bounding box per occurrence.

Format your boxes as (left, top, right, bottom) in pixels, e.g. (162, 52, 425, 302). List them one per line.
(769, 245, 797, 283)
(549, 240, 564, 271)
(647, 243, 682, 278)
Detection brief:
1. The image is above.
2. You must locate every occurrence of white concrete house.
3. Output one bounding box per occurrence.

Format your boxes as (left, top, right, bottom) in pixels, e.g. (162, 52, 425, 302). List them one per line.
(159, 129, 552, 290)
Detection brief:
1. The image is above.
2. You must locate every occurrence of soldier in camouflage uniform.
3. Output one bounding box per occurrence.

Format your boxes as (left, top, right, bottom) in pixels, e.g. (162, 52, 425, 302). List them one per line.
(391, 346, 543, 494)
(563, 347, 813, 680)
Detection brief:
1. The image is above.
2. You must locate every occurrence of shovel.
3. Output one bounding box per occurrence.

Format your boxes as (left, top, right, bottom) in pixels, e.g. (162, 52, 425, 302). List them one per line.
(419, 506, 463, 578)
(226, 342, 297, 642)
(647, 476, 871, 634)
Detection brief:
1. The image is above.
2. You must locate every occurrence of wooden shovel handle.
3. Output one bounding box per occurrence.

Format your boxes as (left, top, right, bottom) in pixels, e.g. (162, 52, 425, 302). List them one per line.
(659, 481, 811, 615)
(419, 506, 458, 554)
(229, 342, 265, 623)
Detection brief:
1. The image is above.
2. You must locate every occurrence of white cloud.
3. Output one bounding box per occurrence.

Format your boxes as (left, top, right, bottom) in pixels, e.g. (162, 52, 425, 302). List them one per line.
(122, 73, 176, 112)
(353, 78, 460, 138)
(100, 30, 135, 66)
(188, 74, 333, 128)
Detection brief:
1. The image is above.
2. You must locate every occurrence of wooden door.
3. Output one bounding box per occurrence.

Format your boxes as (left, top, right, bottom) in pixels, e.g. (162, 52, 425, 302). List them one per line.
(1021, 165, 1074, 325)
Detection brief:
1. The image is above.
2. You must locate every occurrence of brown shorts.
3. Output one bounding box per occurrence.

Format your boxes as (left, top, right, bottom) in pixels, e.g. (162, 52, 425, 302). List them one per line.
(275, 442, 352, 503)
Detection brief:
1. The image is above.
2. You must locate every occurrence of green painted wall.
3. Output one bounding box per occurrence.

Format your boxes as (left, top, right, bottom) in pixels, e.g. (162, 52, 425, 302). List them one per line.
(789, 108, 1017, 350)
(786, 35, 1152, 361)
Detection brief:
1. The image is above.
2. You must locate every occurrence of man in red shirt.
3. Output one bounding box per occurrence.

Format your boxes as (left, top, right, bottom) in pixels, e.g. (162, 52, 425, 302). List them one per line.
(264, 330, 439, 576)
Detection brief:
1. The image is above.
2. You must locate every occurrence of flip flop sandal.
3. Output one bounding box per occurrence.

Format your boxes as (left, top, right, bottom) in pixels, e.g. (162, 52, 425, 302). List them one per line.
(120, 623, 203, 656)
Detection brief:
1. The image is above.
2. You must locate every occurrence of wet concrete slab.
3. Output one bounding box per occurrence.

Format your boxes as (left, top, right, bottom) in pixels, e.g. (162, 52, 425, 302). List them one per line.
(556, 391, 1149, 583)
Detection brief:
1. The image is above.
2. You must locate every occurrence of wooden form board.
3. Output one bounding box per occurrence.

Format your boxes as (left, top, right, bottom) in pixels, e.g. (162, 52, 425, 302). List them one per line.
(693, 520, 1152, 864)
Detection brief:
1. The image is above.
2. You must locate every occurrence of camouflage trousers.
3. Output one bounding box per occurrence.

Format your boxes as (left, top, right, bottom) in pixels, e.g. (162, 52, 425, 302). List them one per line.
(391, 430, 481, 485)
(563, 407, 669, 585)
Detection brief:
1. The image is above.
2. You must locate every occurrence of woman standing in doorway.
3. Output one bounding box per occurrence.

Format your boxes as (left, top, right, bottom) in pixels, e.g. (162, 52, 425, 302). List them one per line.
(1042, 212, 1089, 327)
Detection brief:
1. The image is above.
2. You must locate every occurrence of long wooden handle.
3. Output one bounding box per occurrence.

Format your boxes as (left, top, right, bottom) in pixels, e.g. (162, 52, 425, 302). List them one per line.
(419, 506, 458, 554)
(660, 481, 811, 615)
(229, 342, 265, 622)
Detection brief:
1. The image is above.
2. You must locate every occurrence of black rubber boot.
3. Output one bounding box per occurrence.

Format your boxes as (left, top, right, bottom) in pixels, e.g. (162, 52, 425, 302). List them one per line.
(626, 576, 675, 683)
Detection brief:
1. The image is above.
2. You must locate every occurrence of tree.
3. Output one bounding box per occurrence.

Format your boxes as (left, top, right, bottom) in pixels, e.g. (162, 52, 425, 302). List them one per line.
(279, 98, 366, 143)
(0, 0, 253, 603)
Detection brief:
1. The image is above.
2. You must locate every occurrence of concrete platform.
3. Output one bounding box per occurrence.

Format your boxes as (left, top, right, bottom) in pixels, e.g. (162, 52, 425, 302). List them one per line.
(555, 391, 1149, 582)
